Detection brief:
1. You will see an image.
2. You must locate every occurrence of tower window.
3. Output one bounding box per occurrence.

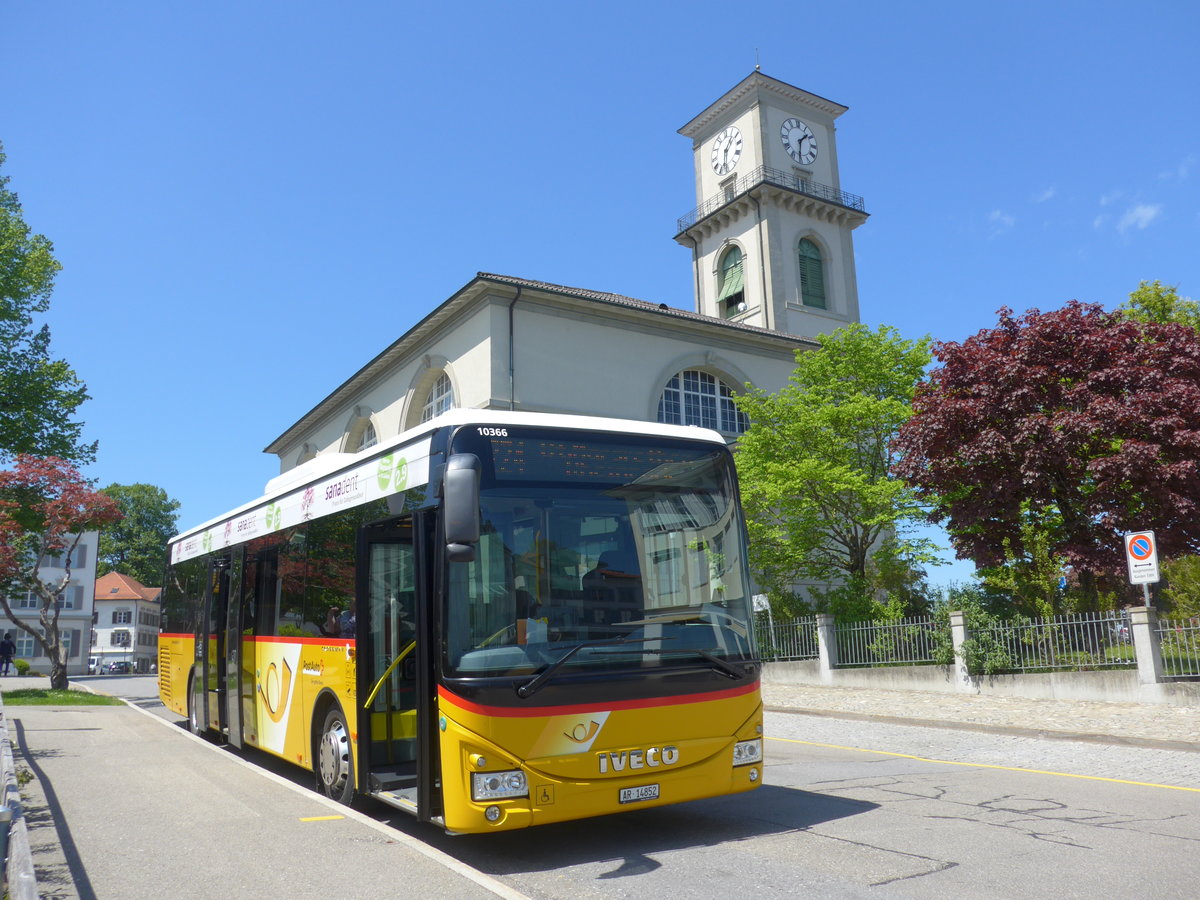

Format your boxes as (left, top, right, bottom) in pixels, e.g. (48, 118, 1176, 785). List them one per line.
(657, 369, 748, 435)
(798, 239, 827, 309)
(421, 372, 454, 422)
(716, 247, 745, 319)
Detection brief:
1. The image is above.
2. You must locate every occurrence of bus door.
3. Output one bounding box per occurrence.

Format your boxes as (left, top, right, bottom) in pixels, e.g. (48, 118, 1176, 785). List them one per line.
(192, 554, 231, 737)
(357, 519, 427, 814)
(223, 551, 246, 748)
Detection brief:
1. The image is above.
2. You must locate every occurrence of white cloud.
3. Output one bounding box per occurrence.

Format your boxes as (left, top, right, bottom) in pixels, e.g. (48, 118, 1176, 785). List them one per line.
(1099, 190, 1123, 207)
(988, 209, 1015, 235)
(1158, 154, 1196, 182)
(1117, 203, 1163, 233)
(1092, 214, 1109, 230)
(1032, 187, 1056, 203)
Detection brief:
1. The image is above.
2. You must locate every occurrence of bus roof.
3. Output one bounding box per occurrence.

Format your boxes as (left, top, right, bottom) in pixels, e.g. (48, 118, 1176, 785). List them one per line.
(169, 410, 729, 554)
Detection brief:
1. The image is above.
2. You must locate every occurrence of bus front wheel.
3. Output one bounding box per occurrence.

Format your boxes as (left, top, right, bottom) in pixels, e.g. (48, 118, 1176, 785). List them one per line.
(317, 707, 355, 804)
(187, 676, 203, 736)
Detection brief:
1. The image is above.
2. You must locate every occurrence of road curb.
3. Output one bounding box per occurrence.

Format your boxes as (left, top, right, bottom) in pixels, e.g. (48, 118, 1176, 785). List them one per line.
(764, 704, 1200, 754)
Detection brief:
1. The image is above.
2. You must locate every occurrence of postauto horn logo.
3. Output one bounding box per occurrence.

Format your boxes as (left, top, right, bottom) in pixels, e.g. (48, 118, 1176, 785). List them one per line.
(376, 454, 409, 493)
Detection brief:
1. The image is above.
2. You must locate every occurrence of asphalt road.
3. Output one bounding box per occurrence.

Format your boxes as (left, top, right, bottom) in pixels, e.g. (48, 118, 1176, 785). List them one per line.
(89, 675, 1200, 899)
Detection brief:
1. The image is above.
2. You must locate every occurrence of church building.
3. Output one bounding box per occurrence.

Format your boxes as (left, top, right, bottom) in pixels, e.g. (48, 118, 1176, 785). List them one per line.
(265, 71, 869, 474)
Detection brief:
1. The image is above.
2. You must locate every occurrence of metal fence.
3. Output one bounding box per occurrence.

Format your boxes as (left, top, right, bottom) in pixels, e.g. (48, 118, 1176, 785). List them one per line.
(835, 616, 939, 668)
(756, 614, 818, 662)
(965, 611, 1135, 673)
(676, 165, 866, 232)
(753, 609, 1153, 675)
(1158, 616, 1200, 677)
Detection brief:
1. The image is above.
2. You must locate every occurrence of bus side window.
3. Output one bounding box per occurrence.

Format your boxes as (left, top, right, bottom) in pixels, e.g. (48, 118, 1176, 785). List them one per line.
(274, 528, 308, 636)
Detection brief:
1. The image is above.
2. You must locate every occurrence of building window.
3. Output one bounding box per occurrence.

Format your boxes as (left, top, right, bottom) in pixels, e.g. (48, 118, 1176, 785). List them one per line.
(15, 637, 35, 658)
(716, 247, 745, 319)
(112, 609, 132, 625)
(798, 238, 827, 309)
(657, 370, 748, 435)
(44, 544, 88, 569)
(111, 630, 131, 648)
(421, 373, 454, 422)
(56, 586, 83, 610)
(345, 417, 377, 453)
(355, 421, 377, 452)
(16, 591, 40, 610)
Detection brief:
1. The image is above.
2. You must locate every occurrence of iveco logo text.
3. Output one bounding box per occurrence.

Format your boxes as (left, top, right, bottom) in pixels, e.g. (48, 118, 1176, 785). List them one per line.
(597, 745, 679, 774)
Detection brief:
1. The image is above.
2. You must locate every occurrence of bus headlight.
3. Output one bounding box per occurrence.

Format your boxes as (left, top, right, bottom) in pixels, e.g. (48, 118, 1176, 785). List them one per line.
(471, 769, 528, 801)
(732, 739, 763, 766)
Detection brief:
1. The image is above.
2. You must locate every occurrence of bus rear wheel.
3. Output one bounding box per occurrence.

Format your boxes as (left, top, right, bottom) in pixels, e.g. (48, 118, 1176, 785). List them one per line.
(317, 708, 355, 804)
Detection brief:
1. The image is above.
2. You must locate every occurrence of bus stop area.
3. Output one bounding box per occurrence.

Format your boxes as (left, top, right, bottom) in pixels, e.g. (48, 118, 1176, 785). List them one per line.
(1, 676, 1197, 898)
(0, 678, 522, 900)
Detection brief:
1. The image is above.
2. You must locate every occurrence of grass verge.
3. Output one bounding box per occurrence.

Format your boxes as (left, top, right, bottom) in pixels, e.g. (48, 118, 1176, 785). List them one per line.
(2, 689, 124, 706)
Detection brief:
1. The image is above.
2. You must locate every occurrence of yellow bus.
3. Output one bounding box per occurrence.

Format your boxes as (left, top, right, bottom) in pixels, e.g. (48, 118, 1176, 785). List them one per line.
(158, 410, 762, 833)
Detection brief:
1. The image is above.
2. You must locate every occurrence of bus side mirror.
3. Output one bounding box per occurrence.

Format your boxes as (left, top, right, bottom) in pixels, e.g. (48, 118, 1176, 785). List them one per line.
(444, 453, 480, 563)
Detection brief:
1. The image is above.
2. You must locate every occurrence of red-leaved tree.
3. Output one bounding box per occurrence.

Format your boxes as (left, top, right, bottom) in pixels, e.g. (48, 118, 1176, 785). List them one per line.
(893, 301, 1200, 607)
(0, 456, 122, 688)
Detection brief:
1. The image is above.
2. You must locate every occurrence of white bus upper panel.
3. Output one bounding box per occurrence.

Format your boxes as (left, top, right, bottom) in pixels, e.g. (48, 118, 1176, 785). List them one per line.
(169, 410, 729, 564)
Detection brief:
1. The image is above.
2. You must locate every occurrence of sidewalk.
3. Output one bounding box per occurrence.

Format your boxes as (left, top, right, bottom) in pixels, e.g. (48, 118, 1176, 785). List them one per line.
(762, 681, 1200, 749)
(0, 678, 521, 900)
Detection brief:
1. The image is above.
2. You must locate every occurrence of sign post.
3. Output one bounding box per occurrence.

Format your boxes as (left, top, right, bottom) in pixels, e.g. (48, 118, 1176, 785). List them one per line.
(1124, 530, 1160, 606)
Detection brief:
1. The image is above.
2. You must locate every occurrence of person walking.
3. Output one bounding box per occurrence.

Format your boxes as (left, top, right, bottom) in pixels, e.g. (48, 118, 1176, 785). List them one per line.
(0, 633, 16, 676)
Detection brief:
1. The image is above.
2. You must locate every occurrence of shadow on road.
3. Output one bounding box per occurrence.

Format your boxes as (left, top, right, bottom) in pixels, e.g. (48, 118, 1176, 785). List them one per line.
(376, 785, 877, 878)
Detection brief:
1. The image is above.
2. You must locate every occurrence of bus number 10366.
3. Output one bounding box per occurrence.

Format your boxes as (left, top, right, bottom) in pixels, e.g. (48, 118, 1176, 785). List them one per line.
(476, 427, 508, 437)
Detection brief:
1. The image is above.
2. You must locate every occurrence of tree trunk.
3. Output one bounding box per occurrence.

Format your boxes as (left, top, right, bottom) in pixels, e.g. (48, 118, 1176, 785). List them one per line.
(49, 655, 69, 690)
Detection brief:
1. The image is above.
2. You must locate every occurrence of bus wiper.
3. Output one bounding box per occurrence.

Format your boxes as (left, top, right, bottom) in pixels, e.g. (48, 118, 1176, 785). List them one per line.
(656, 647, 744, 680)
(693, 649, 744, 680)
(515, 636, 669, 699)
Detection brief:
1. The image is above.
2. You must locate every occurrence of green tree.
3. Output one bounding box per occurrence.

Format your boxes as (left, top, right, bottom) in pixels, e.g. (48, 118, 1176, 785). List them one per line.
(1160, 556, 1200, 618)
(97, 483, 181, 586)
(0, 144, 94, 464)
(733, 323, 937, 614)
(1120, 280, 1200, 331)
(976, 506, 1071, 617)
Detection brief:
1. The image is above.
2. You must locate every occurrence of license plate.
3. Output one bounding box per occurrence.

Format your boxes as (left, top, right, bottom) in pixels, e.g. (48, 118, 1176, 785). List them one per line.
(619, 783, 660, 804)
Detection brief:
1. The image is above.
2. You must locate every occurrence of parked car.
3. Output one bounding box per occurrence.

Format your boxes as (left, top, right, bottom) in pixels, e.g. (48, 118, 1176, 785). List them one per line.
(105, 661, 133, 674)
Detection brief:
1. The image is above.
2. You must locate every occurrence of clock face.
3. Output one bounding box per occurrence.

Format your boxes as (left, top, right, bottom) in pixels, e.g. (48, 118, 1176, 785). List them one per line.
(781, 117, 817, 165)
(710, 126, 743, 176)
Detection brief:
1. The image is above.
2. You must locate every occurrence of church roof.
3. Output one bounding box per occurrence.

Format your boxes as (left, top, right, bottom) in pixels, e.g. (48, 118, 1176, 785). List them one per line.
(678, 70, 848, 139)
(264, 272, 815, 455)
(475, 272, 817, 343)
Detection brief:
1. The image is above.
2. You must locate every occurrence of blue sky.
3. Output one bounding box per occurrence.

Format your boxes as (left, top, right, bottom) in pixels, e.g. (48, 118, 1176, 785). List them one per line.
(6, 1, 1197, 587)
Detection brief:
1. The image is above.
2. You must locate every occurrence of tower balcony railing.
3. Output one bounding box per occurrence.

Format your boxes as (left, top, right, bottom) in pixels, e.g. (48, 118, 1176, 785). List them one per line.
(676, 166, 866, 234)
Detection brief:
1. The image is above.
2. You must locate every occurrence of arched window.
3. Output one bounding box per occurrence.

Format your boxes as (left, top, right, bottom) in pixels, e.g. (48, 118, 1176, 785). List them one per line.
(798, 238, 826, 309)
(657, 369, 748, 435)
(421, 372, 454, 422)
(351, 420, 377, 453)
(716, 246, 745, 319)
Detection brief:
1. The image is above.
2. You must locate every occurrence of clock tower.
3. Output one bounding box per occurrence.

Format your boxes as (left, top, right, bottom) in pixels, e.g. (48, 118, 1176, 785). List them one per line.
(674, 71, 869, 338)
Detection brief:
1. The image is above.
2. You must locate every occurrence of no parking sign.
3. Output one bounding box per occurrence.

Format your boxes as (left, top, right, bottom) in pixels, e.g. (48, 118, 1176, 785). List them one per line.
(1125, 530, 1160, 585)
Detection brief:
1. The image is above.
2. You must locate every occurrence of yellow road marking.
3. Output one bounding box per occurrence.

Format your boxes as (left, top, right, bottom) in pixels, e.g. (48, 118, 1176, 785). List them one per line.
(768, 735, 1200, 793)
(299, 815, 346, 822)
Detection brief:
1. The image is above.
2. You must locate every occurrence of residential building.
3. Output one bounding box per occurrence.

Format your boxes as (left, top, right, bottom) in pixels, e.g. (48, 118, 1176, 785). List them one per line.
(2, 532, 98, 677)
(92, 572, 162, 674)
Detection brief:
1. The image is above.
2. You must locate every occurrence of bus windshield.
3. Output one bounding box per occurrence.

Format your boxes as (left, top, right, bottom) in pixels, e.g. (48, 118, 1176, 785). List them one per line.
(444, 428, 753, 680)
